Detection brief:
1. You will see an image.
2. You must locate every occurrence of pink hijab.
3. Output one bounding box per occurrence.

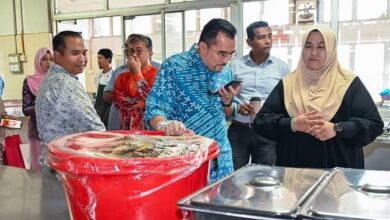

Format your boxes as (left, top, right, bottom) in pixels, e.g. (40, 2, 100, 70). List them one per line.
(27, 47, 53, 96)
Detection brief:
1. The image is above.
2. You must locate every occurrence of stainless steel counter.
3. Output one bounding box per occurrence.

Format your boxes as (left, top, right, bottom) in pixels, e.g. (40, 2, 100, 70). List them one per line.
(364, 135, 390, 171)
(0, 165, 69, 220)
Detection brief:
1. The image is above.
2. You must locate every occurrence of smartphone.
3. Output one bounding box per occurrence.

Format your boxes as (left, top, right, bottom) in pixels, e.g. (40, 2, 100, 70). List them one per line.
(0, 119, 22, 129)
(224, 80, 242, 90)
(211, 80, 242, 95)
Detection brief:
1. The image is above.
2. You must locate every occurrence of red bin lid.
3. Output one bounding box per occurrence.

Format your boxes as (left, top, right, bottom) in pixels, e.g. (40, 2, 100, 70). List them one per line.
(47, 130, 218, 175)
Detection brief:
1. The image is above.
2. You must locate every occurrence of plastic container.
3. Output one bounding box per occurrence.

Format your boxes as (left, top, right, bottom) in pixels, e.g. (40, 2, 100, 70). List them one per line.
(47, 130, 219, 220)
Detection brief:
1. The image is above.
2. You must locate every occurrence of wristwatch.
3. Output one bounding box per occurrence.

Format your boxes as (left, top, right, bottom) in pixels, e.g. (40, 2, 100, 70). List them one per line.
(334, 123, 342, 133)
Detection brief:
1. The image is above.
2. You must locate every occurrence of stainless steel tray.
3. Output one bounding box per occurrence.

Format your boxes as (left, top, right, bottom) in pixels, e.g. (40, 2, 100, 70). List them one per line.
(179, 165, 328, 220)
(299, 168, 390, 220)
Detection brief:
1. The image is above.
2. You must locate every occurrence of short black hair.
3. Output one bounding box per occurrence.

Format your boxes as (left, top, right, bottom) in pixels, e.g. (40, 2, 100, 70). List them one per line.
(145, 36, 153, 52)
(198, 19, 237, 45)
(246, 21, 270, 40)
(53, 31, 83, 54)
(98, 48, 113, 63)
(125, 34, 153, 51)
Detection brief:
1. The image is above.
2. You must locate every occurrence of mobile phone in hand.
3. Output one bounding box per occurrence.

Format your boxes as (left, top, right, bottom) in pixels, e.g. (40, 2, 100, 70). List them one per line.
(0, 119, 22, 129)
(210, 80, 242, 95)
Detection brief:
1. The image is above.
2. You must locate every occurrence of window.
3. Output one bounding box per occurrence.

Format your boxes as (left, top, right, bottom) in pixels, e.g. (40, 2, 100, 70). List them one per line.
(58, 19, 90, 39)
(109, 0, 164, 9)
(53, 0, 389, 101)
(357, 0, 387, 20)
(338, 0, 390, 100)
(243, 0, 290, 28)
(124, 14, 162, 62)
(113, 17, 122, 36)
(55, 0, 104, 14)
(355, 44, 385, 99)
(94, 18, 110, 37)
(337, 44, 351, 70)
(242, 0, 319, 68)
(185, 7, 230, 50)
(165, 12, 183, 58)
(170, 0, 197, 2)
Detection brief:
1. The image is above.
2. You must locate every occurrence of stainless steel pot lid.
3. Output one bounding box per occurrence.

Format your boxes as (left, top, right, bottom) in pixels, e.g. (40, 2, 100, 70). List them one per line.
(303, 168, 390, 220)
(178, 165, 327, 218)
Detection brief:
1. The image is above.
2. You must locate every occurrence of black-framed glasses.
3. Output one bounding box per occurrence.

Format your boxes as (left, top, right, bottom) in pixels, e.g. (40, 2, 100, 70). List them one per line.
(207, 45, 236, 59)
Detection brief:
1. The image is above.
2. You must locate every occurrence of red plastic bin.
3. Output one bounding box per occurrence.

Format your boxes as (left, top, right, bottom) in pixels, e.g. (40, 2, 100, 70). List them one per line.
(47, 130, 219, 220)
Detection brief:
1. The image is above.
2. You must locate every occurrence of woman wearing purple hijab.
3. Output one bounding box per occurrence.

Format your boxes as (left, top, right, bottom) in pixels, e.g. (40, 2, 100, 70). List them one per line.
(22, 47, 53, 171)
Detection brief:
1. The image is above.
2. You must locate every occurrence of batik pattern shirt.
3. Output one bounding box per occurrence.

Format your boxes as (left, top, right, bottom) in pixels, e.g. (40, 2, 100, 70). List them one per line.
(105, 62, 161, 130)
(145, 44, 234, 183)
(113, 65, 158, 130)
(36, 64, 105, 153)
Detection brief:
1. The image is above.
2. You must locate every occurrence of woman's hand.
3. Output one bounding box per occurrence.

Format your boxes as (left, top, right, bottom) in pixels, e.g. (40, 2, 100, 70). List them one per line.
(293, 111, 324, 133)
(308, 121, 336, 141)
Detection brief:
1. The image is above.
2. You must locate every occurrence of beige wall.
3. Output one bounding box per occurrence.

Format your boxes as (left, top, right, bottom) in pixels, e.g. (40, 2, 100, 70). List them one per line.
(0, 0, 51, 100)
(0, 33, 52, 100)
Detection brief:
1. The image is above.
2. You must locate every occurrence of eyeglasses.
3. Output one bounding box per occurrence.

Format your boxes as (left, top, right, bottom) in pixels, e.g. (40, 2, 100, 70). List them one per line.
(122, 45, 145, 55)
(207, 45, 236, 59)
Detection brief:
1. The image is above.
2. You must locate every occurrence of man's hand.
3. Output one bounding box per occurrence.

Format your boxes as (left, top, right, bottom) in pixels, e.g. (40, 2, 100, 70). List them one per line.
(155, 120, 194, 136)
(219, 83, 241, 106)
(239, 103, 254, 116)
(128, 55, 141, 73)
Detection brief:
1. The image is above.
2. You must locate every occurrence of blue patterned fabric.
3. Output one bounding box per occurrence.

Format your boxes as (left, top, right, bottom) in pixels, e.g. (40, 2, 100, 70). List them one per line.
(145, 44, 234, 183)
(0, 75, 4, 96)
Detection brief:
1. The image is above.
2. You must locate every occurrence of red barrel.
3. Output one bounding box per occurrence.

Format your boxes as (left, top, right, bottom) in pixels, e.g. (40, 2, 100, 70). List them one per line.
(47, 130, 219, 220)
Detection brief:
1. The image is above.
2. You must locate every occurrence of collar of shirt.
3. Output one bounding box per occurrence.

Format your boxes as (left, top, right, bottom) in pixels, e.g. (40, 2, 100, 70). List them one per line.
(244, 53, 274, 67)
(188, 43, 233, 93)
(189, 43, 207, 68)
(51, 64, 79, 80)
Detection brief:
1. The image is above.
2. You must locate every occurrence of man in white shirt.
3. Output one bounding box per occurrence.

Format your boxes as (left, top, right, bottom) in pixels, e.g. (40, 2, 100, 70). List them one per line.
(229, 21, 289, 169)
(94, 48, 113, 128)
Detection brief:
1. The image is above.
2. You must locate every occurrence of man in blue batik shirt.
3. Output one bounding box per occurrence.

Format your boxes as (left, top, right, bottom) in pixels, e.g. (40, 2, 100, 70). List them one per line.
(145, 19, 241, 183)
(229, 21, 290, 170)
